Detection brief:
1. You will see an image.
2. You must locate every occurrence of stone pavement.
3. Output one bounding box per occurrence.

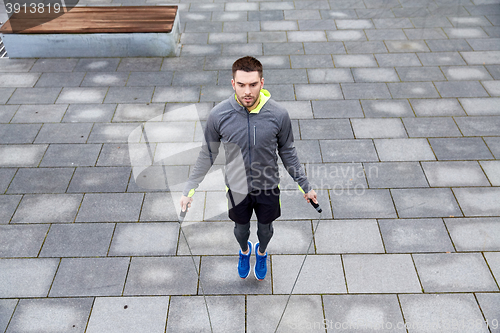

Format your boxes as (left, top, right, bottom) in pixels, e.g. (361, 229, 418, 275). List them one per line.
(1, 0, 500, 331)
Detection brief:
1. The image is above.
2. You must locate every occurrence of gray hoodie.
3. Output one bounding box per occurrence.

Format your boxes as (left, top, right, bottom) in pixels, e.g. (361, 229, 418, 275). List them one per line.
(183, 89, 311, 197)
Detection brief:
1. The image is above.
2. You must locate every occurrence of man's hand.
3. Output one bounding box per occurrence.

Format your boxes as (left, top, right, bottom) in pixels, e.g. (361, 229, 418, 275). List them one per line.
(180, 195, 193, 213)
(303, 189, 317, 204)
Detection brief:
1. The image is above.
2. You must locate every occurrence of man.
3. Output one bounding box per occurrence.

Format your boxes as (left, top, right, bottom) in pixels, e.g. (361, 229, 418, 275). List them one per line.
(180, 56, 317, 280)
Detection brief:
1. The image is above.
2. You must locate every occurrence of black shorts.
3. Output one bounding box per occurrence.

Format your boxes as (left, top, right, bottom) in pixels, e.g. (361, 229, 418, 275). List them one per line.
(227, 187, 281, 225)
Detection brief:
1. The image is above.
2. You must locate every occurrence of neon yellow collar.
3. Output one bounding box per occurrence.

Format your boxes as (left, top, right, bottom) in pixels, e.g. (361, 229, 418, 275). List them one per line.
(235, 89, 271, 114)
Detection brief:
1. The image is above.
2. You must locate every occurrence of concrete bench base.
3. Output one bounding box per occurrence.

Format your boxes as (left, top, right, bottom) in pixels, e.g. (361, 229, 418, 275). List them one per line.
(0, 7, 180, 58)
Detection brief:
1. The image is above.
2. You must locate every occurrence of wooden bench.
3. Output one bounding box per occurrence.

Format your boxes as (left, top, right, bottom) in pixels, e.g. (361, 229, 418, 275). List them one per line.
(0, 6, 180, 58)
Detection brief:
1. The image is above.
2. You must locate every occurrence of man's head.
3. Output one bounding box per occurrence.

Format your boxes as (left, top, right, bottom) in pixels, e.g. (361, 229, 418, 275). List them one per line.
(231, 56, 264, 110)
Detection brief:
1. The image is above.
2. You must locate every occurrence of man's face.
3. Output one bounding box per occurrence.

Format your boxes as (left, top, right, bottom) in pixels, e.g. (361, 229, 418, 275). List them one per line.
(231, 70, 264, 109)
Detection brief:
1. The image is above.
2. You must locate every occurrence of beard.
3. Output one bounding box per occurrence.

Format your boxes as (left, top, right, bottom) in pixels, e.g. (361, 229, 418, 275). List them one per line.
(237, 94, 258, 108)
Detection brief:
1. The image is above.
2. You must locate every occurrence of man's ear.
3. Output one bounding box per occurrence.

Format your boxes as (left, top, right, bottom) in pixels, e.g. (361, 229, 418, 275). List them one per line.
(231, 79, 235, 90)
(261, 77, 264, 89)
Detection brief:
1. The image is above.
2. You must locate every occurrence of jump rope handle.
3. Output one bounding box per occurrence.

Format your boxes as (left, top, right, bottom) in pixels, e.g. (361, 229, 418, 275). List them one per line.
(309, 200, 322, 213)
(179, 207, 187, 222)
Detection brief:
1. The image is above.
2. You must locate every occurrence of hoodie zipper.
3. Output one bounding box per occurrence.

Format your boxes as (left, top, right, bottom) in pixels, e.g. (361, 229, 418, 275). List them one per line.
(254, 126, 256, 146)
(247, 112, 253, 187)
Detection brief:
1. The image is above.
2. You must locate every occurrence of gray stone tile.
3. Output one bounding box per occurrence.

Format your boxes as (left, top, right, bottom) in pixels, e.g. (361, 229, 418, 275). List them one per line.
(104, 87, 154, 104)
(56, 87, 107, 104)
(414, 253, 498, 292)
(261, 21, 298, 32)
(180, 32, 209, 44)
(0, 59, 35, 72)
(124, 257, 199, 295)
(352, 118, 407, 138)
(300, 119, 354, 139)
(63, 104, 116, 123)
(161, 57, 205, 72)
(306, 162, 368, 190)
(455, 116, 500, 136)
(167, 296, 245, 333)
(399, 294, 490, 333)
(450, 16, 492, 27)
(266, 220, 318, 254)
(486, 64, 500, 79)
(0, 224, 48, 257)
(297, 19, 338, 31)
(248, 32, 286, 43)
(330, 0, 366, 9)
(35, 123, 93, 144)
(295, 84, 343, 100)
(67, 167, 131, 193)
(461, 50, 500, 65)
(356, 9, 396, 20)
(396, 66, 446, 81)
(136, 191, 180, 220)
(40, 144, 101, 167)
(7, 168, 74, 194)
(307, 69, 353, 83)
(0, 258, 59, 297)
(0, 88, 14, 104)
(365, 162, 428, 188)
(320, 139, 379, 162)
(435, 81, 489, 97)
(88, 123, 140, 143)
(12, 194, 82, 224)
(403, 117, 462, 137)
(177, 221, 237, 256)
(331, 189, 397, 219)
(324, 295, 407, 332)
(483, 80, 500, 95)
(315, 219, 385, 253)
(446, 217, 500, 251)
(445, 27, 490, 38)
(223, 22, 261, 33)
(379, 218, 455, 253)
(410, 98, 466, 116)
(0, 73, 39, 88)
(484, 26, 500, 37)
(361, 100, 414, 117)
(50, 257, 129, 297)
(7, 298, 93, 333)
(485, 136, 500, 158)
(343, 254, 421, 293)
(406, 28, 449, 39)
(0, 168, 17, 195)
(0, 195, 20, 224)
(0, 124, 41, 144)
(392, 188, 462, 218)
(211, 11, 245, 22)
(312, 100, 363, 118)
(429, 137, 494, 160)
(11, 104, 67, 123)
(247, 295, 324, 333)
(426, 38, 473, 51)
(481, 160, 500, 185)
(116, 57, 163, 72)
(36, 72, 85, 88)
(8, 88, 61, 105)
(86, 297, 169, 333)
(260, 2, 294, 10)
(109, 222, 178, 256)
(375, 53, 423, 66)
(327, 29, 368, 41)
(172, 71, 217, 86)
(272, 255, 346, 294)
(385, 40, 430, 52)
(290, 54, 333, 68)
(475, 293, 500, 333)
(279, 101, 313, 119)
(453, 187, 500, 216)
(365, 28, 408, 40)
(112, 103, 164, 122)
(279, 189, 334, 220)
(40, 223, 114, 257)
(74, 58, 121, 72)
(200, 85, 234, 102)
(0, 145, 47, 167)
(345, 41, 389, 53)
(30, 58, 78, 72)
(288, 31, 328, 43)
(468, 38, 500, 51)
(284, 9, 320, 20)
(0, 299, 17, 333)
(208, 32, 247, 44)
(418, 51, 467, 66)
(81, 72, 129, 87)
(0, 105, 18, 123)
(76, 193, 144, 222)
(153, 86, 201, 102)
(336, 19, 373, 29)
(372, 18, 413, 28)
(248, 10, 285, 21)
(342, 83, 392, 99)
(223, 43, 263, 56)
(320, 9, 358, 19)
(263, 43, 304, 56)
(352, 68, 399, 82)
(388, 82, 440, 98)
(304, 42, 346, 55)
(128, 165, 189, 193)
(375, 138, 436, 161)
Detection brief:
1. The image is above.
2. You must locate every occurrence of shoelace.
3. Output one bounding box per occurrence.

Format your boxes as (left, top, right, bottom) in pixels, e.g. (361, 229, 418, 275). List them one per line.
(257, 254, 267, 269)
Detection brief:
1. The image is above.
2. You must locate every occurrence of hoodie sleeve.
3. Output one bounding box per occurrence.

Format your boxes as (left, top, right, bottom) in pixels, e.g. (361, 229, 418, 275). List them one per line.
(277, 110, 312, 194)
(182, 112, 221, 197)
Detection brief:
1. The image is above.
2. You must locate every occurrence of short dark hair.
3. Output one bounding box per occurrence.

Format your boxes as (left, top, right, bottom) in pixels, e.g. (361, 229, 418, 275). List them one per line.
(232, 56, 263, 78)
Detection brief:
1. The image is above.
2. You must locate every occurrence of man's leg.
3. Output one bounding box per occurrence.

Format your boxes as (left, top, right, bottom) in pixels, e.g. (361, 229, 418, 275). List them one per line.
(256, 222, 274, 254)
(234, 222, 251, 253)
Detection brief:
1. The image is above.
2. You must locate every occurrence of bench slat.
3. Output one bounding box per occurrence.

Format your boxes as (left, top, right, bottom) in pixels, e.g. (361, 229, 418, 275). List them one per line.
(0, 6, 178, 34)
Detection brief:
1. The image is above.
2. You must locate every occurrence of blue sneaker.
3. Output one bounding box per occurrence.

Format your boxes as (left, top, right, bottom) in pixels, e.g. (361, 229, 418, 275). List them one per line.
(238, 241, 252, 279)
(254, 243, 267, 280)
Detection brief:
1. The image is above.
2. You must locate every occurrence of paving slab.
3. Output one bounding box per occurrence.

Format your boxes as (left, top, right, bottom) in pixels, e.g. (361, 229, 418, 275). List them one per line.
(375, 53, 423, 67)
(63, 104, 116, 123)
(351, 118, 407, 138)
(483, 80, 500, 95)
(312, 100, 364, 118)
(320, 139, 379, 162)
(331, 189, 397, 219)
(435, 81, 490, 97)
(361, 100, 414, 117)
(332, 54, 378, 67)
(247, 295, 324, 333)
(304, 42, 346, 54)
(6, 298, 93, 333)
(386, 40, 430, 52)
(399, 294, 490, 333)
(0, 105, 18, 123)
(0, 258, 59, 297)
(86, 297, 169, 333)
(343, 254, 421, 293)
(11, 104, 67, 123)
(30, 59, 78, 72)
(413, 253, 498, 292)
(295, 84, 343, 100)
(480, 160, 500, 185)
(396, 66, 446, 82)
(0, 224, 48, 258)
(323, 294, 406, 332)
(391, 188, 462, 218)
(379, 218, 454, 253)
(422, 161, 490, 187)
(124, 257, 199, 295)
(365, 162, 428, 188)
(0, 168, 16, 195)
(445, 217, 500, 251)
(417, 51, 467, 66)
(387, 82, 440, 98)
(67, 167, 131, 193)
(460, 97, 500, 115)
(429, 137, 494, 160)
(35, 123, 93, 144)
(0, 59, 35, 72)
(403, 117, 462, 137)
(300, 119, 354, 139)
(279, 189, 334, 220)
(40, 144, 101, 167)
(410, 98, 466, 116)
(0, 124, 41, 144)
(0, 88, 14, 104)
(315, 219, 385, 253)
(426, 38, 473, 51)
(11, 194, 82, 223)
(374, 138, 436, 161)
(0, 195, 21, 224)
(305, 162, 367, 190)
(453, 187, 500, 216)
(0, 145, 47, 168)
(0, 299, 17, 333)
(7, 168, 74, 194)
(167, 296, 245, 333)
(76, 193, 144, 222)
(342, 83, 392, 99)
(485, 137, 500, 158)
(460, 50, 500, 65)
(474, 293, 500, 333)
